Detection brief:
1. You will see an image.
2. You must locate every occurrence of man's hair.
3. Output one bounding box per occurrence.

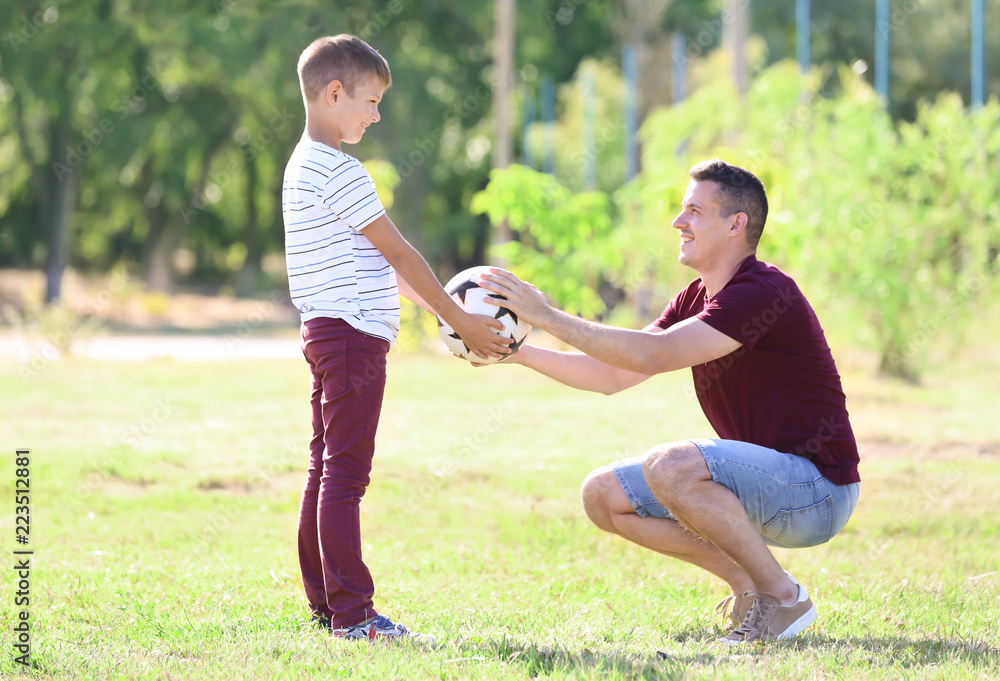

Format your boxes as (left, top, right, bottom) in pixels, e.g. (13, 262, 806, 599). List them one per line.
(297, 34, 391, 102)
(689, 159, 768, 248)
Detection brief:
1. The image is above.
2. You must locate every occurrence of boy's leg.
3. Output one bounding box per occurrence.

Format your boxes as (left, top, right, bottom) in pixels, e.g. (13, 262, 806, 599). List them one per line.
(299, 318, 389, 629)
(297, 366, 333, 623)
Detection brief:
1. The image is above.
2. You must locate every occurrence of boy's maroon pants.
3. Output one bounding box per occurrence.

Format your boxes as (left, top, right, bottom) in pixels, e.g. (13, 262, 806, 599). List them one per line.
(297, 316, 388, 628)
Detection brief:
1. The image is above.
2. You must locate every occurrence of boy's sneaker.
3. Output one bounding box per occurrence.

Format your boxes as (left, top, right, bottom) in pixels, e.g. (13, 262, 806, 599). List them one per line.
(719, 584, 817, 645)
(331, 614, 432, 642)
(310, 612, 332, 631)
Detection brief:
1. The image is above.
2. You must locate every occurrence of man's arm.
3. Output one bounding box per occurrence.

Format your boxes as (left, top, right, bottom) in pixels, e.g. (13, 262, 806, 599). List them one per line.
(480, 269, 741, 375)
(504, 332, 656, 395)
(363, 215, 510, 359)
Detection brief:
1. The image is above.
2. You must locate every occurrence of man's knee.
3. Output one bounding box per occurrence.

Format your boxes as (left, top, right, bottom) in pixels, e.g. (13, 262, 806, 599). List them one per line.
(642, 441, 708, 504)
(580, 466, 620, 533)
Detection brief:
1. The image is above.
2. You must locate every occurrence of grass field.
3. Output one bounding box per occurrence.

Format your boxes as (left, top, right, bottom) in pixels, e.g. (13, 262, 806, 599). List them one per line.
(2, 335, 999, 680)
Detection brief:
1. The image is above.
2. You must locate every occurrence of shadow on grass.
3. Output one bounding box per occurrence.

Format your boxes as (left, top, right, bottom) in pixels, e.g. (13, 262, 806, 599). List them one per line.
(447, 635, 690, 680)
(798, 632, 1000, 667)
(446, 629, 999, 678)
(660, 628, 1000, 669)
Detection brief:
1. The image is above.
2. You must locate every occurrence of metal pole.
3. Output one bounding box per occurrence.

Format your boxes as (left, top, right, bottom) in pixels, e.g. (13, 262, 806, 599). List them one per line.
(491, 0, 515, 253)
(671, 33, 687, 105)
(623, 43, 638, 182)
(522, 92, 536, 169)
(582, 67, 596, 190)
(725, 0, 749, 96)
(972, 0, 984, 110)
(541, 77, 555, 175)
(796, 0, 810, 75)
(875, 0, 889, 105)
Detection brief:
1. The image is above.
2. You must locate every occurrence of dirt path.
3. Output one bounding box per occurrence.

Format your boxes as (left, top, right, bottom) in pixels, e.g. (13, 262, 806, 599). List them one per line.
(0, 331, 302, 362)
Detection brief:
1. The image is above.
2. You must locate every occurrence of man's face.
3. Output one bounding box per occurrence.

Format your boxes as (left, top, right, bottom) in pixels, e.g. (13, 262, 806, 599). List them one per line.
(671, 180, 733, 269)
(333, 77, 384, 145)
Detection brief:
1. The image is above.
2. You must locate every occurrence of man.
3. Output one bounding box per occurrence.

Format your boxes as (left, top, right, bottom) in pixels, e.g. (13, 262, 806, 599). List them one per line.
(480, 159, 861, 644)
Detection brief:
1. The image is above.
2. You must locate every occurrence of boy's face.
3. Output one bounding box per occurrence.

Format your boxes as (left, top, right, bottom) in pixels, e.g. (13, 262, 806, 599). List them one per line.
(331, 76, 385, 146)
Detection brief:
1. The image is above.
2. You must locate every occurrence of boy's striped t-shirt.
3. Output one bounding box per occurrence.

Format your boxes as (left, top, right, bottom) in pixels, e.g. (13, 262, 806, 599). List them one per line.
(281, 141, 399, 346)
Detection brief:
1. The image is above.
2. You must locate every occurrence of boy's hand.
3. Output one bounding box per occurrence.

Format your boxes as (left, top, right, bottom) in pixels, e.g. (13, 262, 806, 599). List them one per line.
(450, 312, 512, 361)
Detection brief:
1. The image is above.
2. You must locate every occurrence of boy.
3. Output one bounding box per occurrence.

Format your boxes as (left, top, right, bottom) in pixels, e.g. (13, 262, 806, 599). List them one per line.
(283, 34, 510, 640)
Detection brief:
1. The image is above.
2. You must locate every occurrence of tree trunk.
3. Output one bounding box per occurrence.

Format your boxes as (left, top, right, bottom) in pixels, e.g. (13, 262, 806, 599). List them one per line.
(142, 121, 234, 293)
(235, 156, 260, 297)
(139, 160, 176, 294)
(144, 215, 177, 294)
(44, 124, 78, 303)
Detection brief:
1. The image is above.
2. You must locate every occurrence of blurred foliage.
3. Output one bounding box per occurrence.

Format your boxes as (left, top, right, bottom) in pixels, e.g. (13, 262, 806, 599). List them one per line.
(472, 164, 617, 318)
(485, 60, 999, 379)
(0, 0, 997, 320)
(0, 0, 618, 297)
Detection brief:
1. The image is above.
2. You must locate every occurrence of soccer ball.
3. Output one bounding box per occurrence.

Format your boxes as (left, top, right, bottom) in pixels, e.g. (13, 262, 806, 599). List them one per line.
(437, 266, 531, 365)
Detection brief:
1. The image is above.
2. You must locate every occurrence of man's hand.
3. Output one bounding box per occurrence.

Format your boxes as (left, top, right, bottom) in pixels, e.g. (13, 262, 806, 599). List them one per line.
(478, 268, 550, 328)
(479, 266, 743, 375)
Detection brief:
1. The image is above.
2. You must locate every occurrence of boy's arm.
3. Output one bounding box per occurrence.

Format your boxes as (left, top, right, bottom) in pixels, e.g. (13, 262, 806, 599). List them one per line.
(396, 275, 434, 314)
(362, 214, 511, 360)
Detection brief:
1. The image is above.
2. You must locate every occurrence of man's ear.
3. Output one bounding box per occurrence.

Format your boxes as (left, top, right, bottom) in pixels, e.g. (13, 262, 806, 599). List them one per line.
(729, 212, 749, 238)
(324, 80, 344, 107)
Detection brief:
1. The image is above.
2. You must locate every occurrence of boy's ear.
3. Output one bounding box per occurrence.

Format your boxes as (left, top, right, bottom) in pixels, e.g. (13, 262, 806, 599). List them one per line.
(324, 80, 344, 106)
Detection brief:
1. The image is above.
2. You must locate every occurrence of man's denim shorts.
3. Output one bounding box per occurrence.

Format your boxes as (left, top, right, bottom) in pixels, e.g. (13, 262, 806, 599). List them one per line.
(612, 438, 860, 549)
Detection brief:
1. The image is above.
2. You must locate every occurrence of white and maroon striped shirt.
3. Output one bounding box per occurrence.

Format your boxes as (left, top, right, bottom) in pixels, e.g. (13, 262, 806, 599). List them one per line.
(282, 141, 399, 345)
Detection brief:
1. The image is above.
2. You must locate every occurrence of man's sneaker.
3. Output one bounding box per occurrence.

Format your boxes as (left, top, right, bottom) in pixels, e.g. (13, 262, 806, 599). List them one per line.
(331, 614, 432, 641)
(714, 592, 753, 627)
(714, 573, 802, 626)
(719, 585, 817, 645)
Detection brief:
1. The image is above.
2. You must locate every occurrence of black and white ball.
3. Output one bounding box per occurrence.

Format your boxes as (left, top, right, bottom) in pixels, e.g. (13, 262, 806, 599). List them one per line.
(437, 266, 531, 365)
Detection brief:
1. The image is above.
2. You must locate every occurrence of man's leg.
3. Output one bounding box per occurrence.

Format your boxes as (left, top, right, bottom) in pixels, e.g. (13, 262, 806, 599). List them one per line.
(641, 441, 797, 604)
(642, 438, 862, 642)
(581, 465, 756, 598)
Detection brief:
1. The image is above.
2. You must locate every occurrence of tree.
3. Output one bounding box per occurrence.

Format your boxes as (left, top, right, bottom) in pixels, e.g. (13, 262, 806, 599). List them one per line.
(476, 61, 999, 379)
(0, 0, 145, 301)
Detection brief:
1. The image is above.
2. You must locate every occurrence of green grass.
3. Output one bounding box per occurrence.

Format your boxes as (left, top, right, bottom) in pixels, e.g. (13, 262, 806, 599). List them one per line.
(1, 342, 999, 680)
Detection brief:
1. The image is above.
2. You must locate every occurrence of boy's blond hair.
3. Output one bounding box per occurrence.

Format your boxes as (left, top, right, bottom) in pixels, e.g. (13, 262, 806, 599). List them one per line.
(297, 34, 391, 102)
